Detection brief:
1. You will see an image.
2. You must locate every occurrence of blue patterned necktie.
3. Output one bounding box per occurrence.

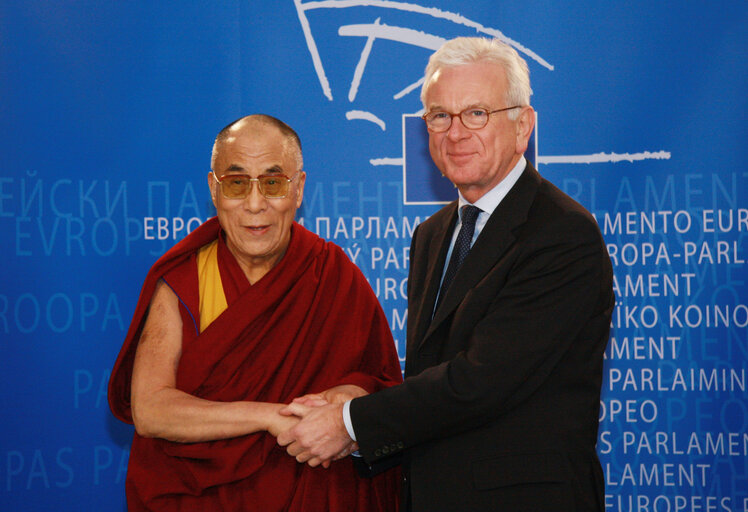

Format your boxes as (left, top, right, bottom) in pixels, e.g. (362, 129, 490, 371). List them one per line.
(436, 205, 482, 310)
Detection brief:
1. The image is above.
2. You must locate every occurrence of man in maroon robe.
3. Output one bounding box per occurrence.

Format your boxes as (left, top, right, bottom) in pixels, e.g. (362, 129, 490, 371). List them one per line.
(108, 115, 402, 511)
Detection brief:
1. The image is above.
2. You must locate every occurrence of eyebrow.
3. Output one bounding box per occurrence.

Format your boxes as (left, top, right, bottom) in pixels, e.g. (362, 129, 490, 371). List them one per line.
(222, 164, 285, 175)
(224, 164, 246, 173)
(428, 103, 488, 112)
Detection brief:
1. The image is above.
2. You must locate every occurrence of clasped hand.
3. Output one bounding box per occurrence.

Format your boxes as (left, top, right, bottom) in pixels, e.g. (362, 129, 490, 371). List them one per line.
(276, 385, 366, 468)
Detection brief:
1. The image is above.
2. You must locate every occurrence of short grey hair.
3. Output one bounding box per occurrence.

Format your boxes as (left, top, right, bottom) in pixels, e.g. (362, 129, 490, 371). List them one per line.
(421, 37, 532, 120)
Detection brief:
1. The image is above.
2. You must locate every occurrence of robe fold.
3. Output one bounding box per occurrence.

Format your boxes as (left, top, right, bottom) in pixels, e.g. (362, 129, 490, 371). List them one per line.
(108, 217, 402, 511)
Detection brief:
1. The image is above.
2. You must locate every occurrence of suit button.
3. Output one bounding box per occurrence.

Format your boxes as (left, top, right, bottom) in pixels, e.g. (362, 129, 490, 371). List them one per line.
(374, 449, 382, 457)
(397, 441, 404, 449)
(382, 446, 390, 455)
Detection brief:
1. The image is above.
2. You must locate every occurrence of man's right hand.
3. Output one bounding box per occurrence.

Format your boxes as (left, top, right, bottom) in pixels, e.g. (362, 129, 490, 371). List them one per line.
(277, 402, 352, 467)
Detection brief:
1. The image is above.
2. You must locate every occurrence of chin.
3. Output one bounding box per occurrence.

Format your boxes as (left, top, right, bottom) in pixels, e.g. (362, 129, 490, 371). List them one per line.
(444, 170, 479, 186)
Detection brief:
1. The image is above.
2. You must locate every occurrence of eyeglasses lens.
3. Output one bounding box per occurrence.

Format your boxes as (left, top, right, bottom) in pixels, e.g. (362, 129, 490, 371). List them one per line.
(223, 177, 249, 198)
(221, 175, 289, 199)
(461, 109, 488, 129)
(426, 109, 488, 132)
(259, 176, 286, 197)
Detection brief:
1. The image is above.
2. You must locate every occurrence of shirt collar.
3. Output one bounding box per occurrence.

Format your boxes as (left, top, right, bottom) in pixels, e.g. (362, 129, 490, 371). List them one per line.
(457, 156, 527, 217)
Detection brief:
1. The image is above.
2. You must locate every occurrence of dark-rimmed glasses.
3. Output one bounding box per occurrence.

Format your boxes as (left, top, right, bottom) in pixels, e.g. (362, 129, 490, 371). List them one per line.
(211, 171, 300, 199)
(422, 106, 522, 132)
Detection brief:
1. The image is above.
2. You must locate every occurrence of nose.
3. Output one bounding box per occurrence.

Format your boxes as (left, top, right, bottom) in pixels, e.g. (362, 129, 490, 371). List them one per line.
(242, 180, 267, 212)
(446, 114, 471, 142)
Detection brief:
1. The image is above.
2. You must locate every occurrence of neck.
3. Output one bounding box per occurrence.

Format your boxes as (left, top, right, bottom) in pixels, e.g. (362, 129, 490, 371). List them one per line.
(226, 242, 288, 285)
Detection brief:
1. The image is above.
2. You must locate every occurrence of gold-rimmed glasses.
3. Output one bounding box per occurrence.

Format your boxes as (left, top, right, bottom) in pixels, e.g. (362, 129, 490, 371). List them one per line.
(211, 171, 300, 199)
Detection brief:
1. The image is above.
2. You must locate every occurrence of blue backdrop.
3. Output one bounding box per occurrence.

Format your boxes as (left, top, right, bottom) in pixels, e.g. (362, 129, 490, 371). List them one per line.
(1, 2, 746, 510)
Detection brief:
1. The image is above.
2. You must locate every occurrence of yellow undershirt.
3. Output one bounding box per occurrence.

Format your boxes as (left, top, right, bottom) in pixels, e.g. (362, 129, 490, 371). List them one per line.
(196, 240, 228, 333)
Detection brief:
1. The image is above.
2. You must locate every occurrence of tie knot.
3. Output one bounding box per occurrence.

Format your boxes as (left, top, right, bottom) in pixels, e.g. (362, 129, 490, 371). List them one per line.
(460, 205, 481, 227)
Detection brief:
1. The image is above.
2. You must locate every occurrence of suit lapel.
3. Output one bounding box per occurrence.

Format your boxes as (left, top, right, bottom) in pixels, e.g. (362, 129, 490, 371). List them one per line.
(407, 202, 457, 364)
(420, 164, 542, 348)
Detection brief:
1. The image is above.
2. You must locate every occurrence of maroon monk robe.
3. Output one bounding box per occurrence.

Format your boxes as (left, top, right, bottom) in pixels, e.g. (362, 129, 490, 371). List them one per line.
(108, 217, 402, 511)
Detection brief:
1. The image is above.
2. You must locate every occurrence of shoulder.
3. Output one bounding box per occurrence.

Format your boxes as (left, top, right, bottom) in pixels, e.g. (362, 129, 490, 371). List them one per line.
(492, 173, 606, 259)
(291, 222, 365, 280)
(292, 221, 347, 261)
(528, 176, 601, 237)
(298, 227, 386, 310)
(537, 177, 594, 218)
(148, 278, 181, 316)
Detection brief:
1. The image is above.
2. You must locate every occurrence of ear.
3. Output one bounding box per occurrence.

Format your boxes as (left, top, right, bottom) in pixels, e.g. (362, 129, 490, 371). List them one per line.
(208, 172, 218, 208)
(294, 171, 306, 208)
(515, 106, 536, 155)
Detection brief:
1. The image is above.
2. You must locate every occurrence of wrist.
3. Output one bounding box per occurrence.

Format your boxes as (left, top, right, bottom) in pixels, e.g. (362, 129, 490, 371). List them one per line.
(342, 401, 357, 441)
(253, 402, 281, 431)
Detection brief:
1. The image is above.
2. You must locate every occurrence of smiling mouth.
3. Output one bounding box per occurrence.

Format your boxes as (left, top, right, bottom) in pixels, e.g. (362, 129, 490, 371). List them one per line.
(448, 151, 476, 162)
(245, 225, 270, 233)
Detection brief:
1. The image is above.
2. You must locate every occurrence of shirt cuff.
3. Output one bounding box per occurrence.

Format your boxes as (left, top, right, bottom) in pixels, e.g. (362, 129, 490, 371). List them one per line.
(343, 399, 357, 442)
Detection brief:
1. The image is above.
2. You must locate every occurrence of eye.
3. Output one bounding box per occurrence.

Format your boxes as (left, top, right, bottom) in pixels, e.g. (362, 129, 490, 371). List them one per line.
(465, 109, 487, 118)
(429, 111, 449, 120)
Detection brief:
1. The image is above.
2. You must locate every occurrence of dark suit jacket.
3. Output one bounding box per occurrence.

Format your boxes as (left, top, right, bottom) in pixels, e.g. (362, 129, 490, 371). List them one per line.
(350, 163, 614, 511)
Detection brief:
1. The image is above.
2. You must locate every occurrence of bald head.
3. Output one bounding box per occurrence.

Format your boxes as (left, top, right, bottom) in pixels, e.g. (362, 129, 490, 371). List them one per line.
(211, 114, 303, 172)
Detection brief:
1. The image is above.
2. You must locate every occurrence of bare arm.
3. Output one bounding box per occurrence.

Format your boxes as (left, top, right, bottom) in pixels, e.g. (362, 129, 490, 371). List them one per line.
(130, 279, 297, 443)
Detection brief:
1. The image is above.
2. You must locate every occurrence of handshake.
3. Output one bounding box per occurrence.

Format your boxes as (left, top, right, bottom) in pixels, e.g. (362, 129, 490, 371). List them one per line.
(271, 384, 367, 468)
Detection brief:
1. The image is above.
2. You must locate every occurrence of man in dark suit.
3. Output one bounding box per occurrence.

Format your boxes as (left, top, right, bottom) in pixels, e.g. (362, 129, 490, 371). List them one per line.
(279, 37, 614, 511)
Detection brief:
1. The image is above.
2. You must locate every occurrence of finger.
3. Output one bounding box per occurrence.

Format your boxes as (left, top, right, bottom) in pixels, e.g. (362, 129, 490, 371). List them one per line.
(275, 427, 298, 446)
(277, 430, 297, 447)
(293, 397, 328, 407)
(333, 446, 349, 460)
(333, 441, 356, 460)
(295, 450, 314, 464)
(284, 441, 304, 456)
(306, 456, 323, 468)
(292, 393, 324, 403)
(279, 402, 311, 417)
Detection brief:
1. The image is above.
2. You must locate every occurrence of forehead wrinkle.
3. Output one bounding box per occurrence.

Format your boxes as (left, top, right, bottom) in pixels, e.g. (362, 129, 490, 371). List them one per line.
(219, 163, 287, 178)
(217, 146, 288, 173)
(429, 101, 490, 113)
(426, 85, 490, 109)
